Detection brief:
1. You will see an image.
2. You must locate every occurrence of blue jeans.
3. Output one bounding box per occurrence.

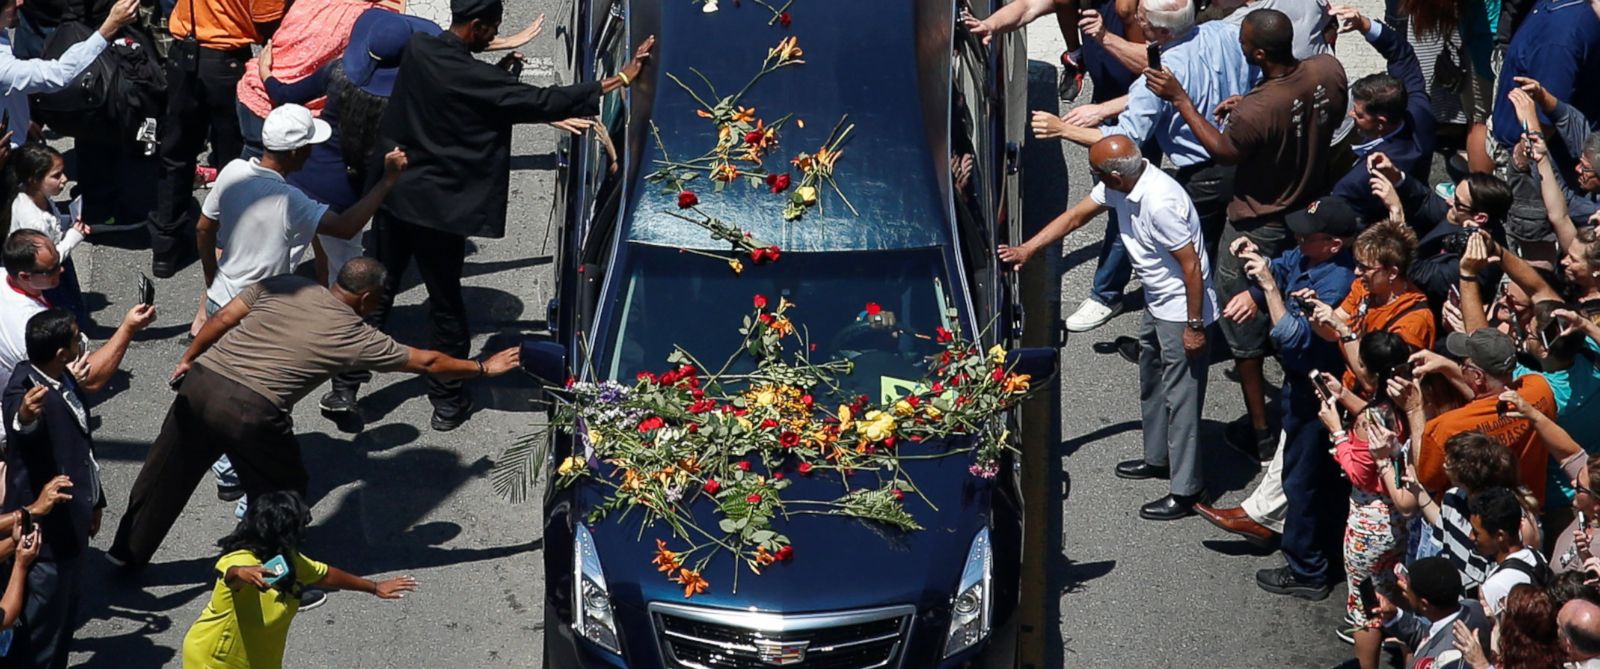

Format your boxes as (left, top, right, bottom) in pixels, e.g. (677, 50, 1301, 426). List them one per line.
(1279, 379, 1351, 581)
(237, 100, 265, 161)
(1089, 209, 1132, 306)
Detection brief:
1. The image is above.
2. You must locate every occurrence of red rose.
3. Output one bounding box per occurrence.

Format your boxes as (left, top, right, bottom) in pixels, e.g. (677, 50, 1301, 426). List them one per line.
(800, 394, 813, 406)
(778, 11, 792, 26)
(758, 313, 775, 325)
(747, 493, 763, 504)
(773, 471, 785, 480)
(779, 432, 800, 448)
(935, 326, 953, 343)
(687, 423, 699, 433)
(637, 416, 665, 432)
(765, 172, 791, 193)
(891, 488, 904, 501)
(738, 460, 752, 471)
(688, 399, 717, 414)
(744, 130, 763, 145)
(764, 246, 781, 262)
(865, 302, 882, 316)
(637, 371, 658, 384)
(760, 418, 778, 429)
(704, 479, 721, 495)
(753, 294, 768, 309)
(883, 436, 896, 448)
(775, 545, 794, 561)
(906, 395, 920, 407)
(931, 382, 944, 393)
(677, 191, 698, 209)
(992, 368, 1005, 381)
(564, 375, 575, 389)
(798, 462, 813, 474)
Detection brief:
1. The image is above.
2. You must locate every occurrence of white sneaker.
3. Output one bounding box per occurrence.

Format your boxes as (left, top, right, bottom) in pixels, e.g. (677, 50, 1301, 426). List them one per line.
(1065, 298, 1122, 332)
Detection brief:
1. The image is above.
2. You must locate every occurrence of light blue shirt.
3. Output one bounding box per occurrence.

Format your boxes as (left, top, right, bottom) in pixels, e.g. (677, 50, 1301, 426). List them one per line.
(0, 30, 109, 148)
(1100, 22, 1256, 167)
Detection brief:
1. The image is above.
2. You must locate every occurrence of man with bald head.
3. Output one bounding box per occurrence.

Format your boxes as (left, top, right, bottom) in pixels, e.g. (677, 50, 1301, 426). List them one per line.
(1001, 135, 1217, 520)
(1563, 599, 1600, 666)
(1147, 7, 1348, 464)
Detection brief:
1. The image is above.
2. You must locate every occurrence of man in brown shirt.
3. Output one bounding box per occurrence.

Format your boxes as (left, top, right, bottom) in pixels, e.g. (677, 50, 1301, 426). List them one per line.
(1146, 7, 1349, 457)
(108, 258, 521, 568)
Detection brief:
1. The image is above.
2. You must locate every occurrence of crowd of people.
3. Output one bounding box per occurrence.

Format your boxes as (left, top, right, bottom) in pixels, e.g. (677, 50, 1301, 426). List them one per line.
(0, 0, 651, 663)
(977, 0, 1600, 664)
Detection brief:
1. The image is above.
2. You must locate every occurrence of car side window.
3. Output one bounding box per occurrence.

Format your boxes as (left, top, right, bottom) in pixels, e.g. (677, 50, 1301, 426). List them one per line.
(951, 8, 994, 311)
(584, 12, 630, 238)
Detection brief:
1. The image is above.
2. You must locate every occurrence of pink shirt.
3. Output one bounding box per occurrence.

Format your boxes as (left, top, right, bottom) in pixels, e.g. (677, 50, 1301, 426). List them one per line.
(236, 0, 400, 119)
(1334, 434, 1385, 494)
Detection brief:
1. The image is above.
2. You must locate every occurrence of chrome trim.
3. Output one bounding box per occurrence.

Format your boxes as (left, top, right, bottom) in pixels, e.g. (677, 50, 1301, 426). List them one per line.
(649, 602, 916, 669)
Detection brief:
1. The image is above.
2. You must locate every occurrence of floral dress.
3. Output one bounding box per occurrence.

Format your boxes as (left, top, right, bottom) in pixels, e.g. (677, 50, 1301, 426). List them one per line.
(1335, 433, 1408, 629)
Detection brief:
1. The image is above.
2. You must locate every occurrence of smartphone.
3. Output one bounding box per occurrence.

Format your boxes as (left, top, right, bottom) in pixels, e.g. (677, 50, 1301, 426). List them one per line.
(168, 371, 186, 391)
(1541, 315, 1568, 350)
(1448, 285, 1461, 307)
(1147, 42, 1161, 72)
(1497, 399, 1516, 418)
(137, 274, 154, 307)
(262, 554, 290, 588)
(1581, 510, 1590, 529)
(1310, 371, 1334, 401)
(19, 510, 33, 537)
(1357, 578, 1380, 618)
(2, 108, 11, 133)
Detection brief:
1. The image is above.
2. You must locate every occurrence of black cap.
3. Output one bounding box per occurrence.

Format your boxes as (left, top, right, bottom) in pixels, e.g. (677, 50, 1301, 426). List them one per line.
(451, 0, 503, 24)
(1287, 197, 1362, 238)
(1407, 556, 1463, 607)
(1445, 329, 1518, 377)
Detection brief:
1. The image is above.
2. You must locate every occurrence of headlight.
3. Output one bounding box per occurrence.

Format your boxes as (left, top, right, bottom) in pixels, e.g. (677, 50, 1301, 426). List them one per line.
(573, 524, 621, 654)
(943, 527, 993, 658)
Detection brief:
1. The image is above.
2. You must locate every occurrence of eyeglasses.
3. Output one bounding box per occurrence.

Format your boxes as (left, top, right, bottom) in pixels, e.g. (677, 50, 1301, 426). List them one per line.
(1449, 196, 1476, 214)
(1580, 159, 1597, 177)
(1576, 481, 1599, 498)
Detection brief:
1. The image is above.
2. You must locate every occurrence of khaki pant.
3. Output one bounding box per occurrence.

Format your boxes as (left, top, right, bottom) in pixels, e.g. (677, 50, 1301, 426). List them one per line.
(1241, 430, 1289, 533)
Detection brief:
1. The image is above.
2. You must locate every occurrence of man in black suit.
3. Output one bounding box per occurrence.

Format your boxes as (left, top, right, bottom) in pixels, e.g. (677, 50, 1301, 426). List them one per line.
(1379, 556, 1493, 669)
(1, 309, 107, 669)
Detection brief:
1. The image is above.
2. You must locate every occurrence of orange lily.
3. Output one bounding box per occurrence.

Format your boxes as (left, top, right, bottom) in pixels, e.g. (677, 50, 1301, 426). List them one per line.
(732, 106, 757, 123)
(652, 539, 682, 573)
(773, 36, 803, 62)
(1002, 373, 1032, 394)
(754, 546, 777, 569)
(672, 568, 710, 598)
(713, 164, 740, 182)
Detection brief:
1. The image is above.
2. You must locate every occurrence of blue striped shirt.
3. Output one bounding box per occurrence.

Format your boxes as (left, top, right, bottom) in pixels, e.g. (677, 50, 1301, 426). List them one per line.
(1100, 22, 1257, 167)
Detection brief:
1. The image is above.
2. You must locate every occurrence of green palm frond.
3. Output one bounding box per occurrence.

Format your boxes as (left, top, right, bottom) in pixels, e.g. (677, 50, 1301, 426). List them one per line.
(491, 429, 551, 504)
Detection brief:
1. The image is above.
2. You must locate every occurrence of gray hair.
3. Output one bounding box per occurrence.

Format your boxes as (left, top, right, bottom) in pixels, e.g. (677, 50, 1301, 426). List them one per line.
(1142, 0, 1196, 36)
(336, 257, 389, 295)
(1099, 153, 1146, 179)
(1584, 130, 1600, 164)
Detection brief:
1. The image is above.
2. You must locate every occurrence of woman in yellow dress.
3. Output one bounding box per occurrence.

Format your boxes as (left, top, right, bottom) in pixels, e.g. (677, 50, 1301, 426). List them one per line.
(182, 491, 417, 669)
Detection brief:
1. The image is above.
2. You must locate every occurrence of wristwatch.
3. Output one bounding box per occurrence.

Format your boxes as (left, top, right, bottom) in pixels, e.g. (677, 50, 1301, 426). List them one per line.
(1185, 318, 1205, 331)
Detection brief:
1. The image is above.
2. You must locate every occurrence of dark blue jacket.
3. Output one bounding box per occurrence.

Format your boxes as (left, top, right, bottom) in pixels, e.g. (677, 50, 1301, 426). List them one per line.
(1329, 21, 1435, 220)
(1, 364, 104, 562)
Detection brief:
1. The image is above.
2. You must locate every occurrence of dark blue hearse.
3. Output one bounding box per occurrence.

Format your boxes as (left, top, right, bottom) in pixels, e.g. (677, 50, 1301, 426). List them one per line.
(527, 1, 1052, 666)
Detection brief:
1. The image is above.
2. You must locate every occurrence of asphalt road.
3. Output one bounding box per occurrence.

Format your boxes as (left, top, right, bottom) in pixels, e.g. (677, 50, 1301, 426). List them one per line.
(55, 1, 1397, 667)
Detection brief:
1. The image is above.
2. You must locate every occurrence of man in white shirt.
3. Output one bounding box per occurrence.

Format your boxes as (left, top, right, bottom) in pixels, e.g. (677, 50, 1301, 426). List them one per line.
(998, 134, 1217, 520)
(0, 0, 139, 148)
(1470, 486, 1548, 615)
(194, 103, 406, 507)
(198, 103, 408, 315)
(1, 230, 151, 388)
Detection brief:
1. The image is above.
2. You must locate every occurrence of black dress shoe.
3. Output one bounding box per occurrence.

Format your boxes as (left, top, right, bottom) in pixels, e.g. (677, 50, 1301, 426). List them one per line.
(1224, 419, 1277, 462)
(1114, 459, 1169, 480)
(1255, 565, 1332, 600)
(1138, 493, 1198, 521)
(151, 255, 177, 279)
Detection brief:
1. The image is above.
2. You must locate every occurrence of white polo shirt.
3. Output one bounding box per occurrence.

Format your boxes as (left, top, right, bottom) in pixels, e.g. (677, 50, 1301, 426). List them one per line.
(1090, 163, 1218, 324)
(0, 276, 50, 375)
(203, 159, 330, 307)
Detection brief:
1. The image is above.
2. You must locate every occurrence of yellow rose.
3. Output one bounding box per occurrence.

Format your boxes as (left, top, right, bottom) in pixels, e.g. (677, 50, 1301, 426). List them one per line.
(860, 410, 897, 442)
(558, 456, 586, 476)
(893, 400, 914, 417)
(796, 185, 818, 205)
(728, 258, 744, 275)
(988, 344, 1007, 365)
(926, 406, 943, 420)
(587, 428, 604, 446)
(838, 405, 854, 430)
(736, 416, 754, 431)
(755, 388, 777, 406)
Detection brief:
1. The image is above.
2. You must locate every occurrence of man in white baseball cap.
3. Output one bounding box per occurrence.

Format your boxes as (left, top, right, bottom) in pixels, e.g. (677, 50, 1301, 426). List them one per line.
(187, 102, 408, 514)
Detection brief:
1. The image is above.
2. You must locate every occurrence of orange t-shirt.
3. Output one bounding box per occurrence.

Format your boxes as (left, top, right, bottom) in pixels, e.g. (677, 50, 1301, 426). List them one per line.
(1337, 282, 1437, 391)
(170, 0, 286, 51)
(1417, 374, 1558, 503)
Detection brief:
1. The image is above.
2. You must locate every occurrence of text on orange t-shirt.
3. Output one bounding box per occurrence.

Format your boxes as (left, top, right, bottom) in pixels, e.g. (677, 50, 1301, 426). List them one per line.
(1417, 374, 1558, 504)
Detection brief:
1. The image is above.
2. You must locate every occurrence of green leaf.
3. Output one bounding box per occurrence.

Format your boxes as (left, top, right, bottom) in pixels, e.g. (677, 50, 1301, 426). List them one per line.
(751, 529, 776, 544)
(490, 430, 550, 504)
(719, 518, 740, 533)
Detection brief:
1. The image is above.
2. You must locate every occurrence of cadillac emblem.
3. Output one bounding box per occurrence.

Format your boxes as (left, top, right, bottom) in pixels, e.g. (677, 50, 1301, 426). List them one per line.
(754, 639, 810, 666)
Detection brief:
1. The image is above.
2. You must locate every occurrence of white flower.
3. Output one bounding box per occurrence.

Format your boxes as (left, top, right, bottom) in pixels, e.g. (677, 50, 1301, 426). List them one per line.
(702, 0, 719, 12)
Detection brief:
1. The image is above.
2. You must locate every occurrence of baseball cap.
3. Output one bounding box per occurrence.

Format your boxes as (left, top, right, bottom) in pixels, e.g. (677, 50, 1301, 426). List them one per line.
(1406, 556, 1462, 607)
(262, 104, 332, 152)
(343, 9, 441, 95)
(1287, 197, 1362, 238)
(1444, 329, 1518, 377)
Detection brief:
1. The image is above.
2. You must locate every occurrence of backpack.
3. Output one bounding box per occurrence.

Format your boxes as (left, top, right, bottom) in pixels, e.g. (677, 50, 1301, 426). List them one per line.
(1494, 550, 1551, 589)
(31, 20, 167, 144)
